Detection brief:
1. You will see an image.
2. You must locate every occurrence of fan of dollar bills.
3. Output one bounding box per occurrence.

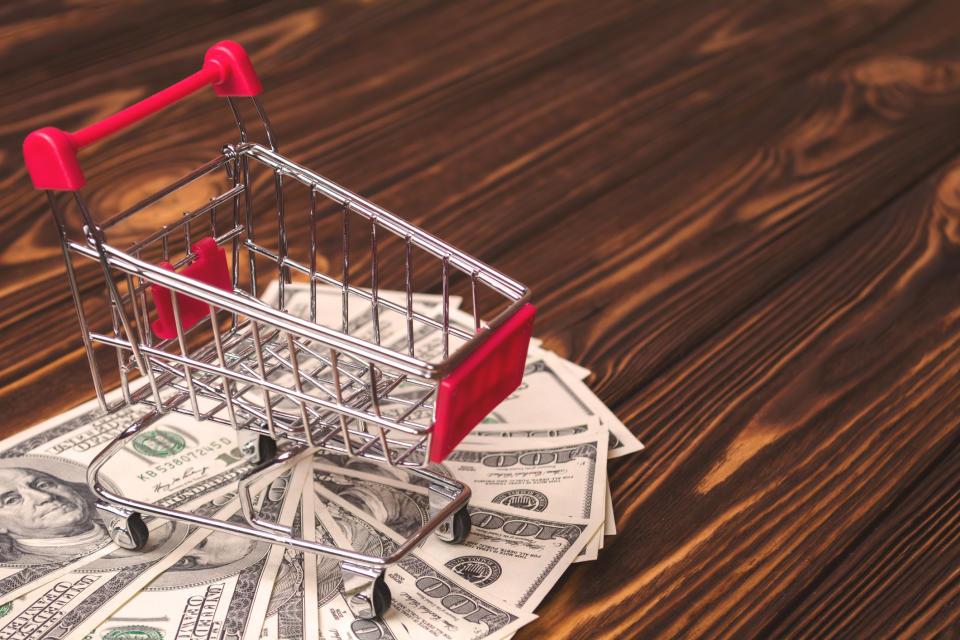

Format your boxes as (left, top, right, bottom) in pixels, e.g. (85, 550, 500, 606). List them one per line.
(0, 283, 642, 640)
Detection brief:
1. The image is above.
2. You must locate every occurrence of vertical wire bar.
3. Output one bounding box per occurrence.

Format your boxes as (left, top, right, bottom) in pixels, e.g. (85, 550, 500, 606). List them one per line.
(422, 430, 433, 467)
(209, 200, 217, 238)
(471, 270, 481, 332)
(209, 305, 238, 431)
(309, 187, 318, 325)
(170, 293, 201, 420)
(368, 365, 385, 463)
(370, 217, 380, 345)
(139, 288, 152, 348)
(122, 273, 145, 401)
(183, 210, 192, 255)
(141, 335, 164, 411)
(442, 255, 450, 359)
(162, 234, 169, 263)
(229, 156, 241, 305)
(227, 97, 249, 143)
(341, 201, 351, 334)
(405, 235, 414, 357)
(286, 333, 316, 446)
(378, 426, 395, 466)
(110, 294, 131, 406)
(251, 321, 277, 439)
(135, 249, 153, 348)
(244, 154, 258, 301)
(368, 366, 381, 418)
(50, 193, 106, 409)
(252, 97, 278, 151)
(274, 169, 288, 304)
(329, 348, 353, 455)
(74, 193, 162, 409)
(125, 274, 147, 345)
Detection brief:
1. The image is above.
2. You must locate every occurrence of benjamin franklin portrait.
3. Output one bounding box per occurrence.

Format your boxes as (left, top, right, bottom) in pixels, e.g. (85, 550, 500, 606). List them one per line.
(316, 474, 427, 539)
(147, 527, 268, 590)
(0, 457, 109, 566)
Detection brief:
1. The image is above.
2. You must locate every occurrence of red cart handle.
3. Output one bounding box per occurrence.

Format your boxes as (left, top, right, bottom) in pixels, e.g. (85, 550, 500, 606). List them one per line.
(23, 41, 261, 191)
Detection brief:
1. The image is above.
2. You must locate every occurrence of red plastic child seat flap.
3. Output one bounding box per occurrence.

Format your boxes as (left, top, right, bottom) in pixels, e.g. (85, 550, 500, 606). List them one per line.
(151, 238, 231, 340)
(430, 303, 536, 462)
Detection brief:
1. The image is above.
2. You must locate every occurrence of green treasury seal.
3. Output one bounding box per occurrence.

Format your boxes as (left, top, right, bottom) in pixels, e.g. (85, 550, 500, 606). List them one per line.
(102, 626, 163, 640)
(132, 430, 186, 457)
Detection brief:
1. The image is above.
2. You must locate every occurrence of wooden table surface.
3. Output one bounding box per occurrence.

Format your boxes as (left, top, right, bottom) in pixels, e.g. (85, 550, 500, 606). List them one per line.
(3, 1, 960, 638)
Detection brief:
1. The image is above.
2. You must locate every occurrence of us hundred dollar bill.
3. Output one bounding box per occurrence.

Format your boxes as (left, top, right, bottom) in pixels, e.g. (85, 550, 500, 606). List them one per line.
(461, 346, 634, 541)
(384, 305, 642, 460)
(0, 392, 256, 603)
(315, 419, 608, 559)
(195, 462, 410, 640)
(257, 499, 309, 640)
(310, 421, 608, 542)
(258, 281, 459, 343)
(485, 350, 641, 459)
(311, 419, 608, 562)
(0, 485, 239, 640)
(528, 344, 592, 381)
(464, 420, 616, 543)
(248, 477, 409, 640)
(313, 469, 595, 612)
(230, 464, 311, 640)
(444, 427, 607, 525)
(311, 490, 537, 640)
(76, 471, 299, 640)
(262, 281, 637, 459)
(257, 476, 412, 640)
(449, 427, 607, 564)
(254, 282, 461, 417)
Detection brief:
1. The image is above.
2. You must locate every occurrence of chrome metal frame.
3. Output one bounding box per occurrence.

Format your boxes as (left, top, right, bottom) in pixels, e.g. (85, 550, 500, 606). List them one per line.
(43, 94, 525, 617)
(85, 408, 470, 571)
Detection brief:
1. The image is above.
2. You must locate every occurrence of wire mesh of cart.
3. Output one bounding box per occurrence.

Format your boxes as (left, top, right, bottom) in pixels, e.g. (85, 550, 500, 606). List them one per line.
(23, 41, 536, 619)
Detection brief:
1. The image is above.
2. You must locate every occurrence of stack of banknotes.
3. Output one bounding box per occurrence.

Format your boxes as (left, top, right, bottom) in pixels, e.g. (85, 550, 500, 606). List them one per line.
(0, 283, 642, 639)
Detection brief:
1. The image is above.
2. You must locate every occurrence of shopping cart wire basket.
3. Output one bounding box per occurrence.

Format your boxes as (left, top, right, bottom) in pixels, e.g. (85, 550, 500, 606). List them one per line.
(23, 41, 535, 619)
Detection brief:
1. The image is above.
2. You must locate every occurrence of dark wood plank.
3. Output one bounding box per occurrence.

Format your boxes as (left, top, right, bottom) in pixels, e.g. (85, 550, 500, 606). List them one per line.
(0, 0, 919, 430)
(490, 0, 960, 415)
(519, 85, 960, 638)
(767, 437, 960, 638)
(3, 1, 960, 638)
(404, 0, 960, 636)
(0, 0, 639, 420)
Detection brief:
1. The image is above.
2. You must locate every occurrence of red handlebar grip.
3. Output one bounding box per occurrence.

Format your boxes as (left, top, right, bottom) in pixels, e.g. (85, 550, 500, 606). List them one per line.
(23, 41, 261, 191)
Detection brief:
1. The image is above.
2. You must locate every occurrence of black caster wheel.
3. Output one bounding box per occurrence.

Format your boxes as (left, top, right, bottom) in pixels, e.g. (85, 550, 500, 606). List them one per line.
(441, 507, 471, 544)
(348, 572, 392, 619)
(371, 573, 391, 617)
(109, 512, 149, 551)
(256, 434, 277, 464)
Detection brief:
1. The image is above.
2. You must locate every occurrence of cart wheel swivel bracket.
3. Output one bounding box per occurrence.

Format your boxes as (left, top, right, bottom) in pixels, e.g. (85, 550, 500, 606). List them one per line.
(341, 562, 391, 619)
(96, 501, 149, 551)
(429, 481, 472, 543)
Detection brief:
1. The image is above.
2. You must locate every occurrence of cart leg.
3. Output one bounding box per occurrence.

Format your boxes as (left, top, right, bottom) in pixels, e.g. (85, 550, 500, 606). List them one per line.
(96, 501, 149, 551)
(428, 481, 472, 544)
(86, 407, 159, 554)
(238, 430, 277, 465)
(341, 562, 391, 619)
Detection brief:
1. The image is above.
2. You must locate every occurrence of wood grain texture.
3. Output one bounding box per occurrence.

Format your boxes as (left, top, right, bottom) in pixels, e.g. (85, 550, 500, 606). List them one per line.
(2, 1, 960, 638)
(545, 154, 960, 639)
(0, 0, 923, 422)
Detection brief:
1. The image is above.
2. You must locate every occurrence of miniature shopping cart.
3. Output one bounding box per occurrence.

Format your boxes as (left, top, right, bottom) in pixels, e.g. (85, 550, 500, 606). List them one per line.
(23, 41, 535, 619)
